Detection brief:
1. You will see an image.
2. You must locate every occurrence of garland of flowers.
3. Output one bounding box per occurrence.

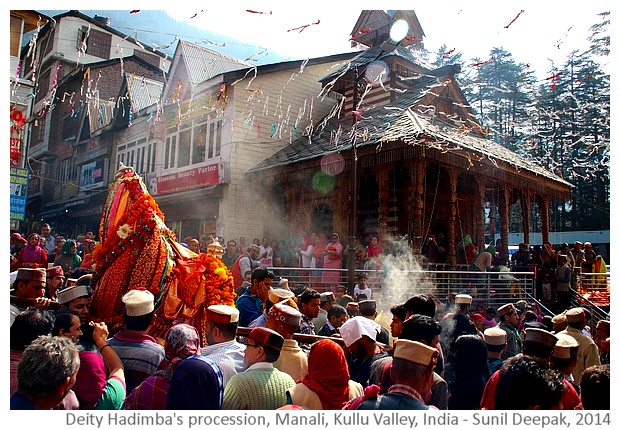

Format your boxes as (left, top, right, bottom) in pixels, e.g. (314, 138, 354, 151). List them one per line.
(167, 252, 236, 307)
(99, 173, 150, 242)
(91, 193, 168, 283)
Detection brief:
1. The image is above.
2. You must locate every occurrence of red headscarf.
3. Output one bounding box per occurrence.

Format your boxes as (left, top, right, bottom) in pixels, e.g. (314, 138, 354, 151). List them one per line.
(366, 235, 383, 258)
(299, 339, 350, 410)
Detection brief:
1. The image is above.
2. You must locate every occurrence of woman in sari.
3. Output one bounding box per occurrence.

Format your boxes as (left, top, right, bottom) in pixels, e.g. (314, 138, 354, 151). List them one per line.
(321, 233, 343, 289)
(16, 233, 48, 269)
(125, 323, 201, 410)
(287, 339, 363, 409)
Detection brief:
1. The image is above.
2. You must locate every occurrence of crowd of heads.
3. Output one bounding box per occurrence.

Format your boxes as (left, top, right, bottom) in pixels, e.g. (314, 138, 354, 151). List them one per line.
(9, 224, 610, 411)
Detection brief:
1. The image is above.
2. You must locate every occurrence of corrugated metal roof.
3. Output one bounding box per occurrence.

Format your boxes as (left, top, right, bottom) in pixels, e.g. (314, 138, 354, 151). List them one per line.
(179, 40, 251, 86)
(248, 75, 572, 189)
(125, 74, 164, 113)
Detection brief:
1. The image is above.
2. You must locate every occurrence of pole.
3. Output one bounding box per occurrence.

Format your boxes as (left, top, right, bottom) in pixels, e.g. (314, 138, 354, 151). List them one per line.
(347, 135, 358, 295)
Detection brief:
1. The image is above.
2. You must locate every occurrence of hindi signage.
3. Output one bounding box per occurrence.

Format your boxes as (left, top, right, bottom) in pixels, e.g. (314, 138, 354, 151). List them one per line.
(10, 167, 29, 220)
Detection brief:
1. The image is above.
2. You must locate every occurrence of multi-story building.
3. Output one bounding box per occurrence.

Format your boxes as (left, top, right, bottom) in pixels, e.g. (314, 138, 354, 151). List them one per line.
(150, 40, 356, 242)
(10, 11, 50, 231)
(20, 10, 168, 235)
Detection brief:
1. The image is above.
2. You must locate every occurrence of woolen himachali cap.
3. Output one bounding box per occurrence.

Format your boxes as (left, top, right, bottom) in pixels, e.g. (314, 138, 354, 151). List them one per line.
(484, 327, 507, 346)
(47, 266, 64, 278)
(596, 320, 610, 332)
(122, 288, 154, 316)
(338, 316, 381, 347)
(515, 300, 528, 311)
(454, 294, 472, 305)
(248, 326, 284, 351)
(524, 328, 557, 349)
(524, 321, 549, 330)
(11, 232, 27, 243)
(497, 303, 516, 317)
(16, 267, 46, 283)
(247, 244, 260, 252)
(268, 302, 302, 328)
(553, 334, 579, 359)
(565, 307, 586, 323)
(358, 299, 376, 312)
(206, 305, 239, 324)
(268, 288, 295, 304)
(57, 285, 91, 305)
(393, 339, 439, 367)
(320, 291, 335, 303)
(552, 312, 567, 325)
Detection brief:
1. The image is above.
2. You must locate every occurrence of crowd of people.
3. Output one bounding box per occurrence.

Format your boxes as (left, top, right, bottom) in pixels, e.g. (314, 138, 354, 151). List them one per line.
(10, 224, 97, 277)
(10, 224, 610, 410)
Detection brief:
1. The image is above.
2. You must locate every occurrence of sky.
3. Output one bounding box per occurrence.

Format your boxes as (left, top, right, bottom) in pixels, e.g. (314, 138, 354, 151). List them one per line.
(162, 0, 612, 79)
(20, 1, 611, 80)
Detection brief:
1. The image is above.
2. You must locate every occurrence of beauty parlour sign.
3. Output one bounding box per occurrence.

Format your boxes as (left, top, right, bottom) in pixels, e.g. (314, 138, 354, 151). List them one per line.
(155, 162, 229, 195)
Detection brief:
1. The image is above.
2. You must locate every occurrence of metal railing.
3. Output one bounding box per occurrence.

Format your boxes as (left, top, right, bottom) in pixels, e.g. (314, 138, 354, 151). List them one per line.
(570, 271, 610, 330)
(268, 266, 536, 313)
(268, 265, 611, 332)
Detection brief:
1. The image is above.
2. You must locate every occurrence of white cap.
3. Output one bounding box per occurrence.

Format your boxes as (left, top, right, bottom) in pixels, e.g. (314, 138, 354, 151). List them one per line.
(483, 326, 507, 346)
(455, 294, 472, 304)
(122, 288, 155, 316)
(553, 333, 579, 359)
(57, 285, 91, 305)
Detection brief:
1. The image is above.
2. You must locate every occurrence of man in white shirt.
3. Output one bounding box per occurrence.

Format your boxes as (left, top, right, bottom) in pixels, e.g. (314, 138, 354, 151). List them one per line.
(201, 305, 247, 387)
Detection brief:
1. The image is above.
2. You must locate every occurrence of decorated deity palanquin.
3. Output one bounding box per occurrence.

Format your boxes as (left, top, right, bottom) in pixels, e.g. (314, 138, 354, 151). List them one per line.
(90, 166, 235, 344)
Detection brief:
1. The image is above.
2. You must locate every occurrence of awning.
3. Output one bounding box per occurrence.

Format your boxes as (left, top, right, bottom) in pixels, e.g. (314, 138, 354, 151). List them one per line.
(153, 185, 219, 205)
(39, 206, 67, 218)
(155, 185, 220, 220)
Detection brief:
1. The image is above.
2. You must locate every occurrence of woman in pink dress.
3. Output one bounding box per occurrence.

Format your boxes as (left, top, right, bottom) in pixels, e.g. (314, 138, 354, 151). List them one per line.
(321, 233, 343, 289)
(16, 233, 48, 269)
(364, 234, 383, 288)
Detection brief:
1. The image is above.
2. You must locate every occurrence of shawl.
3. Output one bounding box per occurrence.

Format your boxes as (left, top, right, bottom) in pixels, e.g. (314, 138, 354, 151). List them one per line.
(22, 233, 43, 263)
(594, 255, 607, 285)
(157, 323, 201, 380)
(300, 235, 311, 252)
(366, 237, 383, 258)
(312, 234, 326, 261)
(165, 355, 223, 409)
(72, 351, 107, 409)
(61, 240, 81, 268)
(125, 323, 200, 410)
(299, 339, 350, 410)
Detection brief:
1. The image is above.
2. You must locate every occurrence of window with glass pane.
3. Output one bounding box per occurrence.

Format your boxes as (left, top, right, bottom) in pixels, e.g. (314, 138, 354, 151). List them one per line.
(206, 120, 223, 159)
(215, 120, 222, 157)
(193, 123, 206, 164)
(178, 128, 191, 168)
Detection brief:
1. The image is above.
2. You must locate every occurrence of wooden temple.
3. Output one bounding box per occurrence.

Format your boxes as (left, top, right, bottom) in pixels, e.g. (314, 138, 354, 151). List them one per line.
(248, 10, 572, 265)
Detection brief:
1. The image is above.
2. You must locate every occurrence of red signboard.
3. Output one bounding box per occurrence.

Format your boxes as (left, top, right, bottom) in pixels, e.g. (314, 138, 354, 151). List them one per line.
(155, 163, 224, 194)
(10, 106, 25, 166)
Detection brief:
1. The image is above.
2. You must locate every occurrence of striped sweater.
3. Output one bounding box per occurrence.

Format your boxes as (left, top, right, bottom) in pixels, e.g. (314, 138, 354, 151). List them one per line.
(222, 363, 295, 410)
